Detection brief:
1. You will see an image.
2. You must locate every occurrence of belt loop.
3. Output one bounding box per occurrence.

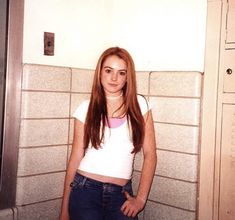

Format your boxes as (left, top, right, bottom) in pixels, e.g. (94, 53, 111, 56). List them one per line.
(80, 176, 87, 187)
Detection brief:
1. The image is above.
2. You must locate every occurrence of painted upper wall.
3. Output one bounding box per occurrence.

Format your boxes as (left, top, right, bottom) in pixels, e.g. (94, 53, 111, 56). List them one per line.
(23, 0, 112, 69)
(23, 0, 207, 71)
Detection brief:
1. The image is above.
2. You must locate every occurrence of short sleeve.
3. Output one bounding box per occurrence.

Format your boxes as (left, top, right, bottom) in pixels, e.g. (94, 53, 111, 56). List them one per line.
(137, 95, 152, 115)
(73, 100, 90, 123)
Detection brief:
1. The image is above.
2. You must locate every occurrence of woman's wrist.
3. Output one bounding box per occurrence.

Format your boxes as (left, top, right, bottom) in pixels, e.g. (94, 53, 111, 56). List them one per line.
(136, 196, 147, 204)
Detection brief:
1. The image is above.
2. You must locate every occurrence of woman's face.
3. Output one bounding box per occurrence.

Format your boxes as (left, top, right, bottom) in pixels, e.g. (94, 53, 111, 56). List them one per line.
(100, 55, 127, 97)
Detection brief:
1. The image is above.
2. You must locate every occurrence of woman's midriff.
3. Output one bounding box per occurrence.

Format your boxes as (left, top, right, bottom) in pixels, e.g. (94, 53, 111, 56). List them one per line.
(77, 169, 129, 186)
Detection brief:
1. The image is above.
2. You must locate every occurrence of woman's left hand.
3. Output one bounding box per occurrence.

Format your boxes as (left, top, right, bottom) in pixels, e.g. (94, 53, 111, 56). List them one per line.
(121, 191, 146, 217)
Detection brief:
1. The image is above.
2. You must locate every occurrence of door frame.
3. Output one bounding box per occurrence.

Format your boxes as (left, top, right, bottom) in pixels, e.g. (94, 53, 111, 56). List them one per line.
(198, 0, 227, 219)
(0, 0, 24, 209)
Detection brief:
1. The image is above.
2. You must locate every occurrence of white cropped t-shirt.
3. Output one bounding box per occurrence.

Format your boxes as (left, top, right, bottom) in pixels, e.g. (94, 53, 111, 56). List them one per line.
(73, 95, 151, 179)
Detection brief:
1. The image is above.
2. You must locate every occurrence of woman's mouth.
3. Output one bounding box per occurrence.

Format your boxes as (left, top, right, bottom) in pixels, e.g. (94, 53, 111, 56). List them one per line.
(108, 83, 118, 87)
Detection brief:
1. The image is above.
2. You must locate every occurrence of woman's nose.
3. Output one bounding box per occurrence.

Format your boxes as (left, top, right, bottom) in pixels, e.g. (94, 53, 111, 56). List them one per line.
(111, 72, 118, 81)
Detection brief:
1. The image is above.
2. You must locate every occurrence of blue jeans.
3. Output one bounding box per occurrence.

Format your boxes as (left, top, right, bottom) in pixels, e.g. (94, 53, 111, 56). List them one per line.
(69, 172, 138, 220)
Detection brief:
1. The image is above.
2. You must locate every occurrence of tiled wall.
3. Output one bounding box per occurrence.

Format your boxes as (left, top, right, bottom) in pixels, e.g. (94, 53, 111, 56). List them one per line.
(16, 65, 71, 220)
(2, 64, 202, 220)
(134, 71, 201, 220)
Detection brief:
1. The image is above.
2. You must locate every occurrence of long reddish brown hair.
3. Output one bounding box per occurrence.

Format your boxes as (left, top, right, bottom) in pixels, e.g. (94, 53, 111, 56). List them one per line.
(84, 47, 145, 153)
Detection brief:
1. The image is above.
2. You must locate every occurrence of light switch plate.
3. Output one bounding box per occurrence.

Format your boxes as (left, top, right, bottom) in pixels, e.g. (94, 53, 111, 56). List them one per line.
(44, 32, 54, 56)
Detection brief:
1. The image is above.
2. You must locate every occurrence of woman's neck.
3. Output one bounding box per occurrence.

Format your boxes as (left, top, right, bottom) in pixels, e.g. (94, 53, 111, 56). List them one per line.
(106, 95, 124, 118)
(106, 92, 123, 100)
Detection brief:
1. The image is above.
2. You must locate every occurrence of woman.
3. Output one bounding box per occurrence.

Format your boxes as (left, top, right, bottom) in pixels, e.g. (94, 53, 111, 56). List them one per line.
(60, 47, 157, 220)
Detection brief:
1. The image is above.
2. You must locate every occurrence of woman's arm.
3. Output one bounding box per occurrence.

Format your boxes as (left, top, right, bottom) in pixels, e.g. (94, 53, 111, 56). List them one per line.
(121, 110, 157, 217)
(60, 119, 85, 220)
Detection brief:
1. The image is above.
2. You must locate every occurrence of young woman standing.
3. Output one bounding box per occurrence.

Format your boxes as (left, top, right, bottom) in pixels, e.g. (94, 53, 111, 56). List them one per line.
(60, 47, 157, 220)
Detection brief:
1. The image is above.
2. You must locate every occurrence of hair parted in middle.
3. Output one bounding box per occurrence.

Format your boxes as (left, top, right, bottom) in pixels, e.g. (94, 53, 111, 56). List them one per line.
(84, 47, 145, 153)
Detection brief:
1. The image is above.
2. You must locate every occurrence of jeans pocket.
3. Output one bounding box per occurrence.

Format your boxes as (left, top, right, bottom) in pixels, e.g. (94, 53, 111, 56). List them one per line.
(70, 174, 87, 191)
(70, 181, 80, 191)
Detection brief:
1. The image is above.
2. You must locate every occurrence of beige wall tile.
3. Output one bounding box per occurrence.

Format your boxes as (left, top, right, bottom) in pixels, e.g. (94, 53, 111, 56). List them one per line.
(16, 172, 65, 205)
(150, 97, 200, 125)
(71, 68, 94, 92)
(144, 201, 196, 220)
(136, 71, 150, 95)
(22, 64, 71, 91)
(19, 119, 69, 147)
(70, 93, 91, 117)
(134, 151, 144, 172)
(132, 171, 141, 195)
(17, 199, 61, 220)
(134, 173, 195, 212)
(0, 209, 14, 220)
(21, 92, 70, 118)
(18, 146, 67, 176)
(150, 176, 197, 211)
(157, 150, 198, 182)
(135, 150, 197, 182)
(150, 71, 202, 97)
(138, 211, 144, 220)
(155, 123, 199, 154)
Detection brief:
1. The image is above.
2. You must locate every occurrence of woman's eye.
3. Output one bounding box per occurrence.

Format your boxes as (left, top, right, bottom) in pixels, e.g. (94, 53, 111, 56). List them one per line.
(119, 71, 127, 76)
(105, 69, 111, 73)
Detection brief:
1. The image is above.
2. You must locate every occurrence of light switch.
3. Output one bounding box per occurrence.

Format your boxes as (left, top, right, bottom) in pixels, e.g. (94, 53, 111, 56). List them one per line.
(44, 32, 54, 56)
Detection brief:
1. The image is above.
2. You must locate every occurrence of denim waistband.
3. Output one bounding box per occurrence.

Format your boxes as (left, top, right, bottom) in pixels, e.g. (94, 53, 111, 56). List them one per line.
(72, 172, 132, 192)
